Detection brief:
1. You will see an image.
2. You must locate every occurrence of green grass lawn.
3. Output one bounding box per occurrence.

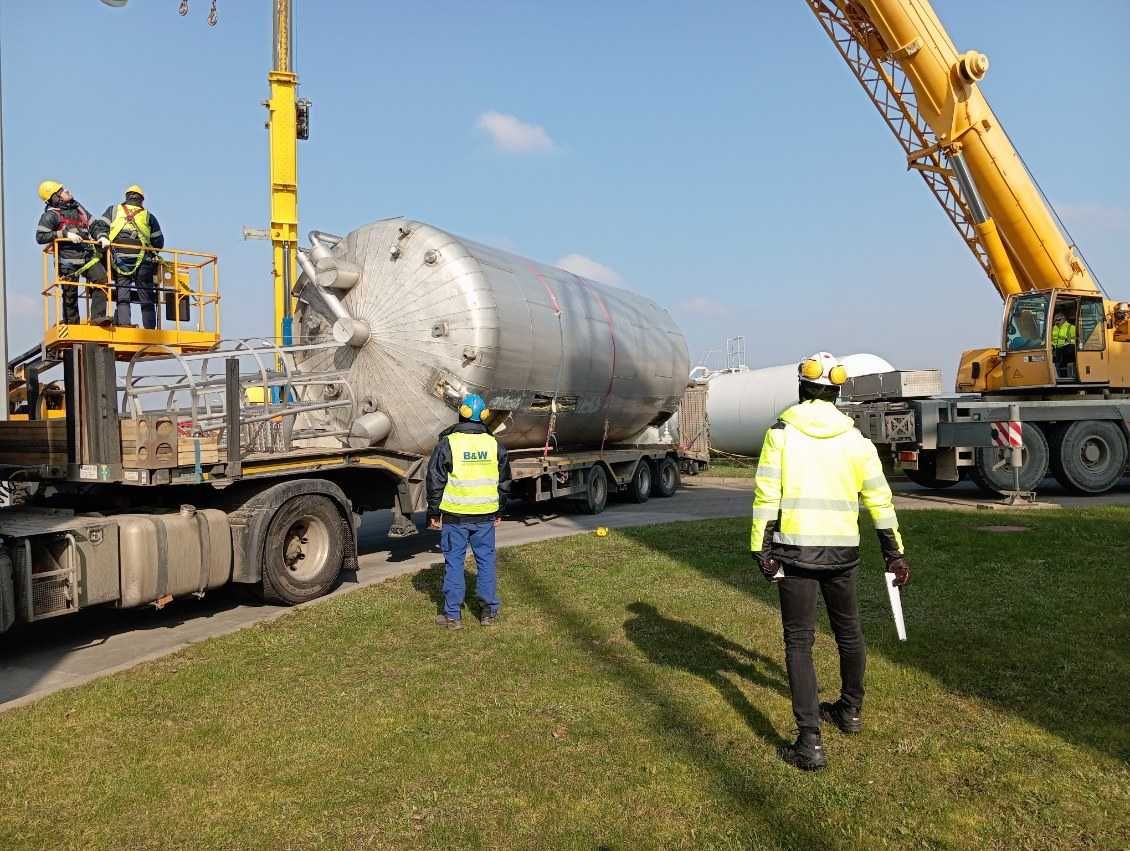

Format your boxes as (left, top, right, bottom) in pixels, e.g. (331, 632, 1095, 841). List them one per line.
(702, 460, 757, 478)
(2, 511, 1129, 850)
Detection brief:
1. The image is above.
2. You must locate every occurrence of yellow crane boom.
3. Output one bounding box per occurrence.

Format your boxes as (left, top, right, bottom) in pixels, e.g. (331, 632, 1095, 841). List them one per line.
(806, 0, 1099, 299)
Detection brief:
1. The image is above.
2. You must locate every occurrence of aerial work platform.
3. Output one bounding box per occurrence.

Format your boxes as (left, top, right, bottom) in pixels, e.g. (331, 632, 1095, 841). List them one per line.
(40, 240, 221, 360)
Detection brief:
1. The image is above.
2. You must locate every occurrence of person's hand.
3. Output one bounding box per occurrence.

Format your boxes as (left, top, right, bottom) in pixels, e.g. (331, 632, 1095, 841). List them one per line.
(427, 516, 441, 531)
(753, 552, 782, 582)
(494, 516, 502, 527)
(98, 236, 111, 250)
(64, 230, 83, 244)
(885, 554, 911, 587)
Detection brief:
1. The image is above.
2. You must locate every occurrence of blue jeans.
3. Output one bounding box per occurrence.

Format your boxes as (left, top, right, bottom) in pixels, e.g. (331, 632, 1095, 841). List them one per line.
(441, 520, 499, 620)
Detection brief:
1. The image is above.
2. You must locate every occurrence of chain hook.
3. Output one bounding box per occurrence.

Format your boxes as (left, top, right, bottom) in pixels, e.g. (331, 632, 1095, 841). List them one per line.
(208, 0, 218, 26)
(178, 0, 189, 17)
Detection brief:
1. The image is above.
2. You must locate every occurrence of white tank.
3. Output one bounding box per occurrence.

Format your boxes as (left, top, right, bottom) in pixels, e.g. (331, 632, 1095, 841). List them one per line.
(706, 353, 895, 457)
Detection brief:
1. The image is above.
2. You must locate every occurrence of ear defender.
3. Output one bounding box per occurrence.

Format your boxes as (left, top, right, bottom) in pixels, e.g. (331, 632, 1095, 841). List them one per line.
(459, 404, 473, 418)
(800, 359, 824, 380)
(828, 365, 848, 386)
(480, 408, 491, 420)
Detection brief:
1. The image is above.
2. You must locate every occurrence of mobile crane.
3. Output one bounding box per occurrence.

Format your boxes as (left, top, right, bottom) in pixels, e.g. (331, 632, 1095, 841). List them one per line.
(806, 0, 1130, 495)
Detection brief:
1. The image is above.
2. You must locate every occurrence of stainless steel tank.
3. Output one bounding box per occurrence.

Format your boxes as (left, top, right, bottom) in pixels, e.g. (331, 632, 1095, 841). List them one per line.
(293, 218, 689, 455)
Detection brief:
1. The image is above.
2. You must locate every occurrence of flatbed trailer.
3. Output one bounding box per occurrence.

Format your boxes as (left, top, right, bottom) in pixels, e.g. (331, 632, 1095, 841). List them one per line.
(845, 374, 1130, 495)
(0, 343, 700, 636)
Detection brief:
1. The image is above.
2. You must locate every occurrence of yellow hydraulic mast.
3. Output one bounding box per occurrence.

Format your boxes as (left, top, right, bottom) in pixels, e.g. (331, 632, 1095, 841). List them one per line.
(265, 0, 303, 346)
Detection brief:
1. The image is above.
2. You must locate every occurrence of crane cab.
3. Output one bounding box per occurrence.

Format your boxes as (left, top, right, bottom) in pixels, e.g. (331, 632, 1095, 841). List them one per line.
(40, 240, 221, 360)
(999, 290, 1110, 389)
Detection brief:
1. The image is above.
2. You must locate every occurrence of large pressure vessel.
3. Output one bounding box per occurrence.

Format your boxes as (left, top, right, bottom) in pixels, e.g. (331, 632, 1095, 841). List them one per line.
(294, 218, 689, 455)
(706, 353, 894, 457)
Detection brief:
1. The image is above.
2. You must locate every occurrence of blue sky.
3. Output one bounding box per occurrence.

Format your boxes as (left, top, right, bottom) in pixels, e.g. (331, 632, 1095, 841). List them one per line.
(3, 1, 1128, 382)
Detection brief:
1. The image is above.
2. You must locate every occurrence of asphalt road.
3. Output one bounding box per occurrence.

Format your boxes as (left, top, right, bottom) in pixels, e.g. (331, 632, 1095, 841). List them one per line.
(4, 475, 1127, 711)
(0, 482, 751, 711)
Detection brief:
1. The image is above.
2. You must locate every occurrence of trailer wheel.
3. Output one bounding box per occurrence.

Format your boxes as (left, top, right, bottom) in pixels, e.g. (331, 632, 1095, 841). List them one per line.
(1050, 420, 1126, 495)
(971, 422, 1049, 496)
(653, 457, 680, 497)
(261, 494, 345, 604)
(580, 465, 609, 515)
(903, 451, 959, 490)
(627, 461, 652, 504)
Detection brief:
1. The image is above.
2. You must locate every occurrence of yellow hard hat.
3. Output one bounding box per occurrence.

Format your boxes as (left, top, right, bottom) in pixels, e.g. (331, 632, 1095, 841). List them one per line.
(125, 184, 145, 198)
(38, 180, 63, 202)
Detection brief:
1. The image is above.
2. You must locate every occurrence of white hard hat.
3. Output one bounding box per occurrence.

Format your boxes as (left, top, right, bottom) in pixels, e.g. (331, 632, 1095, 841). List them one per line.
(798, 351, 848, 387)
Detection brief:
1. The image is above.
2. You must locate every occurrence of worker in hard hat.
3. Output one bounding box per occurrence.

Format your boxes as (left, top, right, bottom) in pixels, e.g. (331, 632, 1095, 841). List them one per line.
(425, 394, 511, 629)
(90, 185, 165, 329)
(1051, 309, 1077, 379)
(751, 351, 911, 771)
(35, 180, 111, 326)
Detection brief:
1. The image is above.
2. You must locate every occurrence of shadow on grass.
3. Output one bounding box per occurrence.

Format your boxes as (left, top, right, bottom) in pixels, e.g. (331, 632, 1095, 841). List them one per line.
(623, 602, 789, 748)
(411, 563, 485, 619)
(507, 567, 833, 849)
(616, 517, 1130, 763)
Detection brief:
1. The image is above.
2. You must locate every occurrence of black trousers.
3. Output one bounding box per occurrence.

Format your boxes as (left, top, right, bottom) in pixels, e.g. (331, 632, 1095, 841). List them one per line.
(59, 261, 109, 325)
(113, 260, 157, 329)
(777, 564, 865, 732)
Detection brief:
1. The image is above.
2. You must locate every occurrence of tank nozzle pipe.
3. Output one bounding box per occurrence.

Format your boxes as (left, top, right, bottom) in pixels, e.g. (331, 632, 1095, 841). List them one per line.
(296, 249, 370, 347)
(308, 230, 344, 249)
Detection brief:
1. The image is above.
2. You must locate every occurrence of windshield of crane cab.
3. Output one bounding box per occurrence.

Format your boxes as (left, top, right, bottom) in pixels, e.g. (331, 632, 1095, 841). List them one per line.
(1004, 293, 1050, 352)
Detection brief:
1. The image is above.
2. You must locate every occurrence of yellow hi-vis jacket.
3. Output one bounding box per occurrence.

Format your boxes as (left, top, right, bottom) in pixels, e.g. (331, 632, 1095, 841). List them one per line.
(751, 400, 904, 570)
(1051, 321, 1076, 348)
(438, 431, 501, 515)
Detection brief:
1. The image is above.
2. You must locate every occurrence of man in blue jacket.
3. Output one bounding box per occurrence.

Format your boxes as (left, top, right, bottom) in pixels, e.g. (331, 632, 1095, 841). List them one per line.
(426, 394, 511, 629)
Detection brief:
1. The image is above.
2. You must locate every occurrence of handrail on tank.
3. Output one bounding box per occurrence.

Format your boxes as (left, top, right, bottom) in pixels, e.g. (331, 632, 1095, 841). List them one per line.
(42, 238, 221, 338)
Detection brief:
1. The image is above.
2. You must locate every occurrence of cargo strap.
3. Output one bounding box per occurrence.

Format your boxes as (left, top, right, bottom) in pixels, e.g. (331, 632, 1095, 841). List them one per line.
(150, 516, 170, 599)
(194, 512, 211, 596)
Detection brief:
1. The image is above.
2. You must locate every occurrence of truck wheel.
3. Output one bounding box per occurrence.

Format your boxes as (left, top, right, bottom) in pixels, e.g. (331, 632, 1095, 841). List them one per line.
(1051, 420, 1127, 494)
(971, 422, 1049, 496)
(261, 494, 345, 605)
(653, 457, 680, 497)
(903, 451, 959, 490)
(580, 465, 609, 515)
(627, 461, 652, 504)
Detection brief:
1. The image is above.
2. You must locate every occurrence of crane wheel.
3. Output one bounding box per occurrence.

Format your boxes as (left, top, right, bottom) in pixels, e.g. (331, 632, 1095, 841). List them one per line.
(972, 422, 1049, 496)
(1050, 420, 1126, 495)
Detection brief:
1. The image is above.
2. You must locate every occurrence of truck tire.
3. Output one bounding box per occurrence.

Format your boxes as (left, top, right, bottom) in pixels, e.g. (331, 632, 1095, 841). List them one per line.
(261, 494, 345, 605)
(1050, 420, 1127, 494)
(653, 457, 680, 497)
(580, 465, 609, 515)
(971, 422, 1049, 496)
(903, 451, 959, 490)
(627, 461, 652, 504)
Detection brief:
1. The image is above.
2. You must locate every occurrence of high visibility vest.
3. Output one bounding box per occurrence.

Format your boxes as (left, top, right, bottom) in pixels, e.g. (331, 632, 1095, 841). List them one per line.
(439, 432, 500, 515)
(751, 401, 903, 563)
(108, 204, 152, 246)
(1051, 322, 1076, 348)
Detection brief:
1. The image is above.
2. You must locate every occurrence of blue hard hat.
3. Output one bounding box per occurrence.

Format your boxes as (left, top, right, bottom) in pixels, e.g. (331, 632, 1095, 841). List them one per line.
(459, 394, 490, 422)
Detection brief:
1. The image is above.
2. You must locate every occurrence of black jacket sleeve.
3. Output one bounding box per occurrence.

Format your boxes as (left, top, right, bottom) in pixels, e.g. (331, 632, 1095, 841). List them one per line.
(89, 207, 113, 241)
(36, 209, 60, 245)
(426, 436, 452, 517)
(147, 212, 165, 249)
(497, 441, 511, 513)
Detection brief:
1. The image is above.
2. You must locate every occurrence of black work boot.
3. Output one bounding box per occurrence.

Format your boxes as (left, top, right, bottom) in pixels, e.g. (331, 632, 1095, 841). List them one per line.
(779, 730, 827, 771)
(820, 699, 862, 734)
(434, 614, 462, 630)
